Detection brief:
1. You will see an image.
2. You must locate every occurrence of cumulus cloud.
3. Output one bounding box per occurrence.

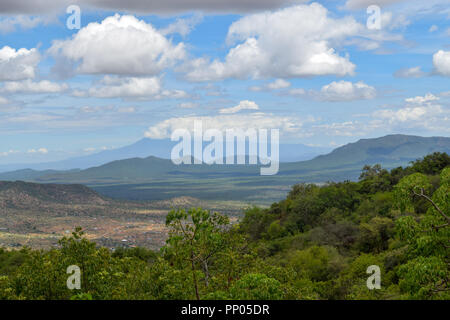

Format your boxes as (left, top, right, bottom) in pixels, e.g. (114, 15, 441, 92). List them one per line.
(183, 3, 360, 81)
(144, 112, 306, 139)
(87, 76, 161, 98)
(267, 79, 291, 90)
(49, 14, 186, 76)
(78, 76, 187, 100)
(405, 93, 439, 104)
(319, 81, 376, 101)
(394, 66, 426, 78)
(250, 79, 291, 92)
(286, 81, 375, 101)
(375, 105, 444, 123)
(1, 79, 68, 94)
(219, 100, 259, 114)
(0, 46, 40, 81)
(370, 93, 449, 133)
(433, 50, 450, 76)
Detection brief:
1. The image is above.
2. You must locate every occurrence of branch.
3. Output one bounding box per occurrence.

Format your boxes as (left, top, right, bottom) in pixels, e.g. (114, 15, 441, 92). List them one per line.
(413, 188, 450, 223)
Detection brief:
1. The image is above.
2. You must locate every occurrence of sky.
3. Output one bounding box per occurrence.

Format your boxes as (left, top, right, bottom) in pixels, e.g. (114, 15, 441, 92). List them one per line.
(0, 0, 449, 164)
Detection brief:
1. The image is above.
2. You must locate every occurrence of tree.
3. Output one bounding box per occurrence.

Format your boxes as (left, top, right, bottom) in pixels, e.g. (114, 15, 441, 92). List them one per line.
(164, 208, 230, 300)
(229, 273, 283, 300)
(410, 152, 450, 175)
(395, 168, 449, 299)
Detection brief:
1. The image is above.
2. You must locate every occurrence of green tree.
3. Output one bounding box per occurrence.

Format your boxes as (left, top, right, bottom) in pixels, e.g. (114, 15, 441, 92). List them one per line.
(164, 208, 230, 300)
(395, 168, 449, 299)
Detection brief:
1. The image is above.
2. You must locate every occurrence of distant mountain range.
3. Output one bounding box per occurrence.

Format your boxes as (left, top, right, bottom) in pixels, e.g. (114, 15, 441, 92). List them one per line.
(1, 134, 449, 204)
(0, 138, 331, 173)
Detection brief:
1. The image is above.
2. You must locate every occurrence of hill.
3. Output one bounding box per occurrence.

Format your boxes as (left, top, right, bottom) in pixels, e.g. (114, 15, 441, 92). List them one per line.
(0, 138, 330, 173)
(281, 134, 450, 175)
(0, 180, 246, 249)
(1, 135, 449, 204)
(0, 180, 107, 208)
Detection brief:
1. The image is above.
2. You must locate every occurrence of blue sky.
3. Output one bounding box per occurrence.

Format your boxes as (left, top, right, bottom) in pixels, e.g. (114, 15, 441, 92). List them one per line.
(0, 0, 449, 164)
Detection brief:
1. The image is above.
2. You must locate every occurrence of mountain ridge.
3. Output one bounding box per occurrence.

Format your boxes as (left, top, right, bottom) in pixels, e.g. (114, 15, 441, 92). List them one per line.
(1, 134, 449, 203)
(0, 138, 330, 173)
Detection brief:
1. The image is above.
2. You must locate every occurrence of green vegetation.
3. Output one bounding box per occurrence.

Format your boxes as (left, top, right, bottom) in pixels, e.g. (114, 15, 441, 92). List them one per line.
(0, 153, 448, 300)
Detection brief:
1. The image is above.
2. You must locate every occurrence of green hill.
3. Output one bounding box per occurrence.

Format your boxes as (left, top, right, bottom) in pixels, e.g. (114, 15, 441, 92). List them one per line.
(1, 135, 449, 204)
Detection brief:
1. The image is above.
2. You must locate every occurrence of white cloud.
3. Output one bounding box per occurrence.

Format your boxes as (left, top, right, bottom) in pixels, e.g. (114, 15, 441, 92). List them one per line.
(0, 46, 40, 81)
(87, 76, 161, 98)
(370, 95, 449, 133)
(429, 25, 438, 32)
(144, 112, 306, 139)
(433, 50, 450, 76)
(0, 15, 43, 33)
(183, 3, 360, 81)
(49, 14, 186, 76)
(250, 79, 291, 91)
(179, 102, 198, 109)
(160, 14, 203, 37)
(27, 148, 48, 154)
(219, 100, 259, 114)
(394, 66, 426, 78)
(319, 81, 376, 101)
(405, 93, 439, 104)
(380, 11, 410, 31)
(266, 79, 291, 90)
(375, 105, 444, 123)
(287, 88, 306, 96)
(282, 81, 376, 101)
(80, 76, 187, 100)
(1, 79, 68, 94)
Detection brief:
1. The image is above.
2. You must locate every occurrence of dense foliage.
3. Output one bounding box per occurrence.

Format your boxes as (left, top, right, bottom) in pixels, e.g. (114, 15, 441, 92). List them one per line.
(0, 152, 448, 300)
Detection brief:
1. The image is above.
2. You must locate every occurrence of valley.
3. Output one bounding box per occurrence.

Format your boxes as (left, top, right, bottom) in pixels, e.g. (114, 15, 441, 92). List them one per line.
(0, 181, 245, 249)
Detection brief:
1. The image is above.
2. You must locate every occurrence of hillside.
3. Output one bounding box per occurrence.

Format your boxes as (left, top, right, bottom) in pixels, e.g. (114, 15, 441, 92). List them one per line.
(1, 135, 449, 203)
(0, 181, 107, 208)
(299, 134, 450, 168)
(0, 138, 330, 173)
(32, 134, 450, 181)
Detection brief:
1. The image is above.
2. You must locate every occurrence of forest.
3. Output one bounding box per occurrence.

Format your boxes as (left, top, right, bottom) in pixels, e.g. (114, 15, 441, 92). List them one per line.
(0, 152, 448, 300)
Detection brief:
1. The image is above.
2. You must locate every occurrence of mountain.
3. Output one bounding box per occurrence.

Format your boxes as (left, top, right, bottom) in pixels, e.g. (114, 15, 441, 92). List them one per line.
(1, 134, 449, 204)
(282, 134, 450, 173)
(0, 138, 330, 173)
